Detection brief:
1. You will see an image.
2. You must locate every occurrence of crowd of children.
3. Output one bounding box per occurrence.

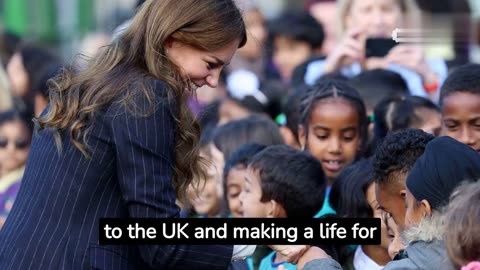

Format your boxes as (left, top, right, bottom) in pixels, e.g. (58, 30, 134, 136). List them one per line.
(0, 0, 479, 269)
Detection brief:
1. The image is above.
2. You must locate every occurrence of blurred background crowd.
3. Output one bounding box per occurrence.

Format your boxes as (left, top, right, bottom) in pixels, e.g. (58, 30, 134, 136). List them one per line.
(0, 0, 480, 269)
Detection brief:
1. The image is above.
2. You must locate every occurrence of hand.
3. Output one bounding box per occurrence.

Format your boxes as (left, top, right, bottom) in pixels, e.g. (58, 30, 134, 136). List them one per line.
(363, 57, 389, 71)
(385, 45, 439, 84)
(385, 45, 425, 71)
(323, 27, 366, 74)
(296, 246, 331, 270)
(269, 245, 309, 264)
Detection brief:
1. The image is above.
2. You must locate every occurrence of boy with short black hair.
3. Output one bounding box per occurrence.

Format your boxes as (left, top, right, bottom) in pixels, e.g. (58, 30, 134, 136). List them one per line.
(240, 145, 331, 270)
(268, 10, 324, 82)
(223, 143, 267, 218)
(439, 63, 480, 152)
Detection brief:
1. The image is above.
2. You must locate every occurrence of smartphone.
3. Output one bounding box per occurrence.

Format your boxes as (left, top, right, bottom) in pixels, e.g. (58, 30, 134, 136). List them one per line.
(365, 38, 398, 58)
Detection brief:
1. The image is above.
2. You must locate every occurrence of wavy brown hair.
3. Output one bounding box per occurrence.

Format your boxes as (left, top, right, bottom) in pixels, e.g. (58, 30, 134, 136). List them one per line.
(36, 0, 246, 203)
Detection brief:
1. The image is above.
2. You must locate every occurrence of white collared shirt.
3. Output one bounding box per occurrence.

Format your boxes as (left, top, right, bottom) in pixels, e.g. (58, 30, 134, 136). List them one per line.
(353, 246, 384, 270)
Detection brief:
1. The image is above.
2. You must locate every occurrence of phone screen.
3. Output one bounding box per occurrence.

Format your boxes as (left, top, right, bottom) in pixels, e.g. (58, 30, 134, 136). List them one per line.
(365, 38, 398, 58)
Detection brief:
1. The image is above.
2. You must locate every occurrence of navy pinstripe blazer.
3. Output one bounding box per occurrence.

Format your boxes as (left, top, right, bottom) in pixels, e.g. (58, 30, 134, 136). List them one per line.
(0, 81, 233, 269)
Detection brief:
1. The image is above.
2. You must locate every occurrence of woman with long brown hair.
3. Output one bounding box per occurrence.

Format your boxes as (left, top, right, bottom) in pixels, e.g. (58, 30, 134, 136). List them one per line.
(0, 0, 248, 269)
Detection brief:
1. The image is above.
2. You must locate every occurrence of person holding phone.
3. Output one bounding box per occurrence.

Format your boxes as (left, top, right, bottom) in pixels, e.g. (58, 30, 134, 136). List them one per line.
(303, 0, 448, 100)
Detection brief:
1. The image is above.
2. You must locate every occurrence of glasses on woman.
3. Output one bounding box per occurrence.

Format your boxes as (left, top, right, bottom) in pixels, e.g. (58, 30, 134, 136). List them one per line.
(0, 137, 30, 150)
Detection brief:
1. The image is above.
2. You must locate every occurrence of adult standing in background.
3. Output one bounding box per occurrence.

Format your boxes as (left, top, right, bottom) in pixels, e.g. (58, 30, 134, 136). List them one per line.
(301, 0, 448, 100)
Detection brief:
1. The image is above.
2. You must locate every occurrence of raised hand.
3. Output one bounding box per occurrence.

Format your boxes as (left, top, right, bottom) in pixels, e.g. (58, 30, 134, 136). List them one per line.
(269, 245, 309, 265)
(323, 27, 366, 74)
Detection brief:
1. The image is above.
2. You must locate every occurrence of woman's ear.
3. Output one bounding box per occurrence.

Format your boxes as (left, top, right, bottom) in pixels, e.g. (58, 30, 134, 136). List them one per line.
(298, 125, 306, 150)
(420, 199, 432, 217)
(164, 37, 175, 51)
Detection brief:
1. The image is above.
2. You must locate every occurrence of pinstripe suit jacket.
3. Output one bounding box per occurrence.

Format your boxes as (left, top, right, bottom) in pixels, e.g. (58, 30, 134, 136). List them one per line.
(0, 81, 233, 269)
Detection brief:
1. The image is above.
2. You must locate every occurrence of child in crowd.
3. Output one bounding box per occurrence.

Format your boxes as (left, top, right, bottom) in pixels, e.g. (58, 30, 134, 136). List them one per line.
(6, 44, 62, 117)
(299, 136, 480, 270)
(298, 79, 368, 184)
(0, 110, 32, 228)
(384, 214, 404, 260)
(212, 115, 284, 162)
(304, 0, 338, 55)
(445, 181, 480, 270)
(207, 116, 284, 216)
(268, 10, 324, 82)
(223, 144, 270, 270)
(186, 168, 222, 218)
(370, 95, 440, 154)
(372, 128, 434, 230)
(439, 63, 480, 152)
(347, 69, 410, 155)
(228, 0, 267, 79)
(219, 70, 284, 126)
(186, 131, 224, 218)
(330, 159, 391, 269)
(348, 69, 409, 117)
(399, 136, 480, 270)
(298, 79, 368, 218)
(277, 85, 307, 149)
(223, 144, 267, 218)
(240, 145, 334, 270)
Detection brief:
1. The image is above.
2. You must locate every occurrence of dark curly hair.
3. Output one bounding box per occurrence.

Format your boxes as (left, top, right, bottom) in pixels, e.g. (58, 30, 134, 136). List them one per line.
(372, 128, 434, 186)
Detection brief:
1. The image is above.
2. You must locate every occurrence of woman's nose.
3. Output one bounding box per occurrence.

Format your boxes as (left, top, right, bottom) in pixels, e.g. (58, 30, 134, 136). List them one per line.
(206, 71, 220, 88)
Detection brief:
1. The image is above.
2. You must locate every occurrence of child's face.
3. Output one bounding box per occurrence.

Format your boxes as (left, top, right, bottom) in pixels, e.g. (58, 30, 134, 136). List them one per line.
(309, 1, 338, 55)
(226, 165, 248, 218)
(366, 183, 389, 251)
(386, 216, 405, 260)
(238, 9, 266, 59)
(239, 167, 271, 218)
(299, 98, 361, 181)
(0, 120, 31, 175)
(186, 147, 223, 217)
(441, 92, 480, 152)
(375, 179, 407, 231)
(209, 143, 225, 197)
(187, 177, 221, 217)
(273, 35, 313, 81)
